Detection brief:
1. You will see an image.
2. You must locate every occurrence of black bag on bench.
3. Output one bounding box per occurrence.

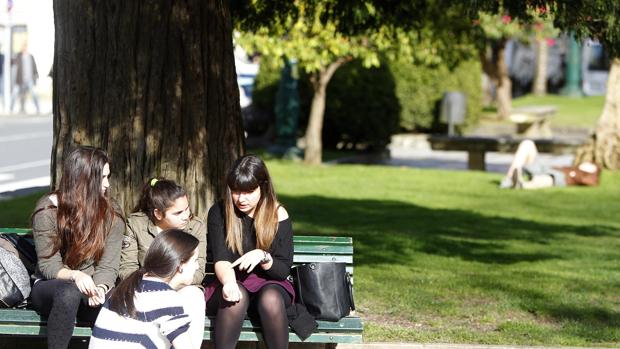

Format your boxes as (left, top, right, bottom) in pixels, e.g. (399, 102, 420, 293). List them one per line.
(292, 262, 355, 321)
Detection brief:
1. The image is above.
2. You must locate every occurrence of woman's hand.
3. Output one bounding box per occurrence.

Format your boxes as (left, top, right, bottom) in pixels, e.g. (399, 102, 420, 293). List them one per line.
(87, 285, 107, 307)
(72, 270, 98, 296)
(222, 281, 242, 302)
(231, 249, 265, 273)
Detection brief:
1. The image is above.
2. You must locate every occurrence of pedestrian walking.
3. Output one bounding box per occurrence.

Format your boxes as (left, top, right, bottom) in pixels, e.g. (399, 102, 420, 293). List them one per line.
(11, 43, 40, 114)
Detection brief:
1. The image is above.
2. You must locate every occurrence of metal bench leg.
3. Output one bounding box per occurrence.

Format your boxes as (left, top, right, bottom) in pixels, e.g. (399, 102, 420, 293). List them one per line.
(468, 151, 486, 171)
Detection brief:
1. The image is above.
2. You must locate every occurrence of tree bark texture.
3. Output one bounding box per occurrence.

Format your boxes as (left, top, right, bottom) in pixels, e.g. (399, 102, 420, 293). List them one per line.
(575, 58, 620, 170)
(533, 38, 548, 96)
(304, 59, 347, 165)
(480, 39, 512, 119)
(52, 0, 244, 218)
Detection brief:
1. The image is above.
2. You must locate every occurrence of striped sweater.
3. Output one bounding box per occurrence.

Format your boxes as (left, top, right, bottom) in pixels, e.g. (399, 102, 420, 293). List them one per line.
(89, 278, 190, 349)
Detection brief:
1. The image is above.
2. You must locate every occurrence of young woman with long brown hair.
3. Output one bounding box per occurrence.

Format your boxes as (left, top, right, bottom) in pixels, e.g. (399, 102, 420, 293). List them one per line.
(120, 178, 206, 341)
(205, 155, 294, 349)
(30, 146, 125, 349)
(89, 229, 203, 349)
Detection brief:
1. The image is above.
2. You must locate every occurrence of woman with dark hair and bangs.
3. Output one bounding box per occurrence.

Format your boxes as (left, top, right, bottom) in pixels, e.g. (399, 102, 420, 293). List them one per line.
(206, 155, 294, 349)
(30, 146, 125, 349)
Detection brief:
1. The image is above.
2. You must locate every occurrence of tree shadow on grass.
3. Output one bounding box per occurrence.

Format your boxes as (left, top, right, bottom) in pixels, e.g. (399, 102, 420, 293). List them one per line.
(280, 194, 619, 266)
(281, 194, 620, 342)
(475, 276, 620, 342)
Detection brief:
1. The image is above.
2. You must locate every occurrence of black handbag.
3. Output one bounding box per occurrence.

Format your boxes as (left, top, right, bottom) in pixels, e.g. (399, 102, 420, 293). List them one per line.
(292, 262, 355, 321)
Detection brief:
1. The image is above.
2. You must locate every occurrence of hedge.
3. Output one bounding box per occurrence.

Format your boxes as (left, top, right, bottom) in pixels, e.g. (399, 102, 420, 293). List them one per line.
(250, 57, 482, 148)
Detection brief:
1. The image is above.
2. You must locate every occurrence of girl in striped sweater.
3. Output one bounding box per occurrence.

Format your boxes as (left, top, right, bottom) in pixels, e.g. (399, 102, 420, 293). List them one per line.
(89, 229, 203, 349)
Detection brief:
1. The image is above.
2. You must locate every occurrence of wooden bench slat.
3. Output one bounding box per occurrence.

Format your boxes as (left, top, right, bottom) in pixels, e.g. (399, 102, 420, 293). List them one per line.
(0, 228, 31, 234)
(0, 327, 363, 344)
(0, 309, 363, 343)
(294, 245, 354, 254)
(293, 236, 352, 244)
(235, 332, 363, 343)
(293, 255, 353, 264)
(0, 310, 362, 331)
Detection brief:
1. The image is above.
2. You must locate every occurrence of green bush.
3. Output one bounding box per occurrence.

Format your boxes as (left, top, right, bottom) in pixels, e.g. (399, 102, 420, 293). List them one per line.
(251, 62, 281, 113)
(389, 58, 482, 131)
(251, 61, 401, 149)
(322, 60, 401, 149)
(250, 57, 482, 147)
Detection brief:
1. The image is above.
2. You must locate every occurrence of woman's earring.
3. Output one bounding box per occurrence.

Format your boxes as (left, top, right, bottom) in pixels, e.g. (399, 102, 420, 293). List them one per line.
(179, 267, 184, 273)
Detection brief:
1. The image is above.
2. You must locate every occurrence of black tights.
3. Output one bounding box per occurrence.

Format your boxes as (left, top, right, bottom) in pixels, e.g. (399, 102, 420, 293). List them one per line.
(30, 279, 100, 349)
(207, 283, 291, 349)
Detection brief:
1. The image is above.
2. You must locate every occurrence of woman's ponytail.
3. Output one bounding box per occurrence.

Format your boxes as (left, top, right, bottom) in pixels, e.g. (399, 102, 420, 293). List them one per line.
(107, 268, 147, 318)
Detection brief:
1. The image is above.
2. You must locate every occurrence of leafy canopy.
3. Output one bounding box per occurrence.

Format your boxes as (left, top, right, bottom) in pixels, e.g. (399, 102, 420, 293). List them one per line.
(233, 0, 620, 58)
(235, 0, 477, 74)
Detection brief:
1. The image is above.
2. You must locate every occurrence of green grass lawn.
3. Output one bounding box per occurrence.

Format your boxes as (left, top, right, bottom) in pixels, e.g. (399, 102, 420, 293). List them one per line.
(2, 162, 619, 347)
(268, 161, 620, 347)
(482, 94, 605, 129)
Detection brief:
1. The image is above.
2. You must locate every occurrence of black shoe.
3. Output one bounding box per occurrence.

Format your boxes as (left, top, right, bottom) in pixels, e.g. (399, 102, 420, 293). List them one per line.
(512, 168, 523, 189)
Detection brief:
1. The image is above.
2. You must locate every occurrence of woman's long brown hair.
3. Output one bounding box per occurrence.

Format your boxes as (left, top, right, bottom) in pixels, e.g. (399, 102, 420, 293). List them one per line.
(47, 146, 114, 268)
(224, 155, 279, 255)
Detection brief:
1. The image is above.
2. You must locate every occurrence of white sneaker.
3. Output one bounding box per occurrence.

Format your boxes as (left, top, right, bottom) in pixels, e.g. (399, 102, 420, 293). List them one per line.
(499, 176, 513, 189)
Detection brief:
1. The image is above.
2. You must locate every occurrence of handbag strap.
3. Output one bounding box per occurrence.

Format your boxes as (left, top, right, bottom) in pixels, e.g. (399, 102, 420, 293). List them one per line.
(294, 266, 304, 305)
(346, 272, 355, 311)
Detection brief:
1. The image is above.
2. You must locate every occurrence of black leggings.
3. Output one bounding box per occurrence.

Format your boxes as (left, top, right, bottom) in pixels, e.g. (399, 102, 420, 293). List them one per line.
(30, 279, 101, 349)
(206, 283, 291, 349)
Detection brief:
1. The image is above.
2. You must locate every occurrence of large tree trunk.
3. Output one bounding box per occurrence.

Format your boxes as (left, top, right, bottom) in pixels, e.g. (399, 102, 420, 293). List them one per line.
(575, 58, 620, 170)
(533, 38, 548, 96)
(303, 59, 347, 165)
(480, 39, 511, 119)
(52, 0, 244, 218)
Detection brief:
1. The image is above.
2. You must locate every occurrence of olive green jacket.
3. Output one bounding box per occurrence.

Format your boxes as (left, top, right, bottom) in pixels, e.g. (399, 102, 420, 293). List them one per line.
(119, 212, 207, 285)
(31, 195, 125, 290)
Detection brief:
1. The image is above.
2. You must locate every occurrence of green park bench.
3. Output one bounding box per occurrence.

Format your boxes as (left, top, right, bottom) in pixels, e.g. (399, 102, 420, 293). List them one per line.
(0, 228, 363, 348)
(428, 135, 587, 171)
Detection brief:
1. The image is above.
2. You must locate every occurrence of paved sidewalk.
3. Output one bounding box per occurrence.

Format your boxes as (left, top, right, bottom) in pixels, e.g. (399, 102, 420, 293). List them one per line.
(336, 343, 617, 349)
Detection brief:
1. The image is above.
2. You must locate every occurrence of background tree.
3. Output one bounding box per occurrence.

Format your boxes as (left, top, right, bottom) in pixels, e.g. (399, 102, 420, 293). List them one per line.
(50, 0, 478, 217)
(531, 10, 559, 96)
(52, 0, 244, 218)
(237, 3, 403, 165)
(477, 1, 620, 169)
(238, 1, 475, 164)
(478, 10, 556, 118)
(550, 2, 620, 170)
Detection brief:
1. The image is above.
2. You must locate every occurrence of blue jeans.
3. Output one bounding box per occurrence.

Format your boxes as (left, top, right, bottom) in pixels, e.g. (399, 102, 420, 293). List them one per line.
(524, 161, 567, 187)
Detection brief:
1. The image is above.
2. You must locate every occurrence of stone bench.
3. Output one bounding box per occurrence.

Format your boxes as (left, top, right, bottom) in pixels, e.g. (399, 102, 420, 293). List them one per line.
(428, 135, 586, 171)
(509, 105, 557, 139)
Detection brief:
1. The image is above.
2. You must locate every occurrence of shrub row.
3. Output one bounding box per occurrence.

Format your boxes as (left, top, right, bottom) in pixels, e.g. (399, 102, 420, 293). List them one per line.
(250, 57, 482, 149)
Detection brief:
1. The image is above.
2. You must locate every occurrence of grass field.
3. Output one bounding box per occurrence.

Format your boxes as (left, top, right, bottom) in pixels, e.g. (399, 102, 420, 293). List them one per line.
(482, 94, 605, 129)
(271, 161, 620, 346)
(1, 161, 619, 347)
